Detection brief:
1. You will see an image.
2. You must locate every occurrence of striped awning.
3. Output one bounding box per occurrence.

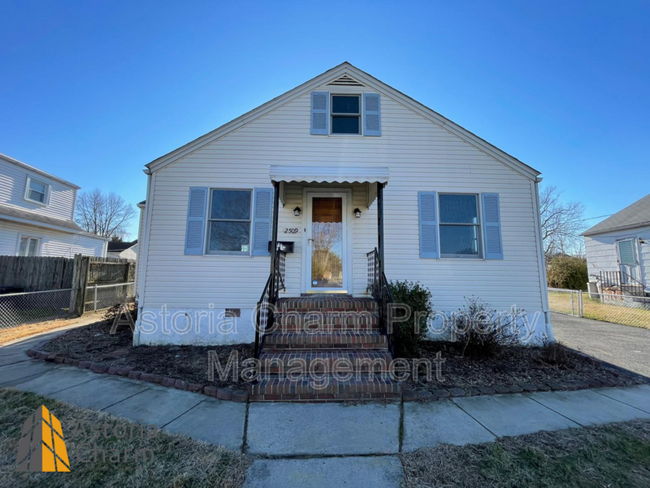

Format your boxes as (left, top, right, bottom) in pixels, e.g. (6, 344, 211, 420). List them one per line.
(270, 165, 389, 207)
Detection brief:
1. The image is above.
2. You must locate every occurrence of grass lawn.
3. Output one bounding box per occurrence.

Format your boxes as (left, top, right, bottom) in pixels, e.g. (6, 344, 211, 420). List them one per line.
(548, 291, 650, 329)
(0, 388, 251, 487)
(401, 419, 650, 487)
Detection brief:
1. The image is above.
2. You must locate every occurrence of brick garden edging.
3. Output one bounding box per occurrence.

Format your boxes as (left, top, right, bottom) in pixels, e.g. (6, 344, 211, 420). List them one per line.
(24, 348, 249, 403)
(24, 345, 647, 404)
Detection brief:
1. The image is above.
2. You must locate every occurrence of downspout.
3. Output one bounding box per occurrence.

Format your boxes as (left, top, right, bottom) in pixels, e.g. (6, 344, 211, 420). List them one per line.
(133, 168, 154, 346)
(532, 177, 555, 342)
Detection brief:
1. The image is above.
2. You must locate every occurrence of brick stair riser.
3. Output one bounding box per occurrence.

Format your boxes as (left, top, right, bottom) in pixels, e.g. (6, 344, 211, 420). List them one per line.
(264, 334, 387, 348)
(248, 376, 402, 402)
(257, 359, 394, 374)
(269, 316, 380, 332)
(249, 392, 401, 402)
(265, 343, 388, 350)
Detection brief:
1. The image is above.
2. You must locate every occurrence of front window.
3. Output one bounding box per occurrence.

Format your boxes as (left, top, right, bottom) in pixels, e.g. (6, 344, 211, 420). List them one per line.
(331, 95, 360, 134)
(439, 194, 481, 257)
(25, 178, 49, 204)
(207, 190, 252, 253)
(18, 236, 40, 256)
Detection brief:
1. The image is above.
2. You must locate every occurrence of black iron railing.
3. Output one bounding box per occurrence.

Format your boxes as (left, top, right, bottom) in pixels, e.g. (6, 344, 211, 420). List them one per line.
(599, 270, 645, 297)
(367, 248, 396, 356)
(254, 250, 286, 357)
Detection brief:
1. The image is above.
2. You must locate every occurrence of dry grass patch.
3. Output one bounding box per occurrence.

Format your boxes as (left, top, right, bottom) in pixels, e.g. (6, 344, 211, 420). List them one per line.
(0, 388, 251, 487)
(0, 314, 104, 346)
(401, 420, 650, 487)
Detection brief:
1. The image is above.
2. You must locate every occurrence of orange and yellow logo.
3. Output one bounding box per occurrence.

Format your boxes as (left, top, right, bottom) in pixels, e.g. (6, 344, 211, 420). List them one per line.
(15, 405, 70, 472)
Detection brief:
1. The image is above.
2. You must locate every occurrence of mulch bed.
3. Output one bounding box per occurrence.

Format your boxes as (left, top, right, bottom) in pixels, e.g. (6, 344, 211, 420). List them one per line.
(404, 341, 648, 400)
(40, 318, 253, 391)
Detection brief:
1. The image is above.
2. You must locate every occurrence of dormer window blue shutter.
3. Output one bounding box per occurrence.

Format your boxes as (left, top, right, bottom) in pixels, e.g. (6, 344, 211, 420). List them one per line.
(252, 188, 274, 256)
(482, 193, 503, 260)
(311, 92, 329, 135)
(363, 93, 381, 136)
(418, 191, 439, 258)
(184, 187, 208, 255)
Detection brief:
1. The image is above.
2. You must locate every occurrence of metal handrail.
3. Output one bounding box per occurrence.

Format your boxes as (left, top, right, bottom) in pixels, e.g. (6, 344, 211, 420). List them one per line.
(254, 249, 287, 357)
(367, 248, 396, 356)
(599, 270, 646, 296)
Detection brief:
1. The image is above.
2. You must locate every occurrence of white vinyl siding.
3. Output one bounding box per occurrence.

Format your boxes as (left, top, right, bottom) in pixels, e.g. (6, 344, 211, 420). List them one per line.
(0, 220, 105, 257)
(585, 226, 650, 291)
(0, 158, 77, 220)
(141, 82, 545, 315)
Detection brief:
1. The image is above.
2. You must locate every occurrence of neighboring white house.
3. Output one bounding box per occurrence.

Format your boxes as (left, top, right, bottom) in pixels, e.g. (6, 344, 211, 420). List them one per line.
(0, 153, 107, 258)
(583, 193, 650, 295)
(108, 240, 138, 260)
(135, 63, 552, 346)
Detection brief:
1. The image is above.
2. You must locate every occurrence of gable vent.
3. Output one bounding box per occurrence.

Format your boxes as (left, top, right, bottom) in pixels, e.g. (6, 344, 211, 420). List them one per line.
(328, 74, 365, 87)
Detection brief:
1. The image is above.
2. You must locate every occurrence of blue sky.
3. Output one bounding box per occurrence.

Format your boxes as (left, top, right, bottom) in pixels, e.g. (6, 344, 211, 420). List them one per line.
(1, 0, 648, 237)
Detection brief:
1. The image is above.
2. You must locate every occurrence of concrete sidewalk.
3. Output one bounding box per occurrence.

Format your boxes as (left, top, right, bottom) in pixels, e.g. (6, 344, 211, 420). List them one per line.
(2, 339, 650, 488)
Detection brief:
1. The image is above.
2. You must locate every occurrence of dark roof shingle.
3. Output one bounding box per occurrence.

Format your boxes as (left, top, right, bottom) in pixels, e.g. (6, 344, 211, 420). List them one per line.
(582, 193, 650, 236)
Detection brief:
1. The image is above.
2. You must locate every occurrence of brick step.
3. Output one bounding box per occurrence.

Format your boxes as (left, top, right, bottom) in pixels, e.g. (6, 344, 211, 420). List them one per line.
(269, 312, 380, 332)
(277, 297, 377, 313)
(258, 350, 394, 373)
(249, 374, 403, 402)
(263, 331, 388, 350)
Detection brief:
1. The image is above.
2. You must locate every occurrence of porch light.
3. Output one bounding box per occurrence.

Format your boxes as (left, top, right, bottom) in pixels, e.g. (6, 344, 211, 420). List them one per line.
(293, 206, 301, 217)
(354, 208, 362, 218)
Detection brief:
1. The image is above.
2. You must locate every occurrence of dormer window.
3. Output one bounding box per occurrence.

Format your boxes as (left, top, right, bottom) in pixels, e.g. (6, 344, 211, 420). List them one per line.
(331, 95, 360, 134)
(25, 177, 49, 205)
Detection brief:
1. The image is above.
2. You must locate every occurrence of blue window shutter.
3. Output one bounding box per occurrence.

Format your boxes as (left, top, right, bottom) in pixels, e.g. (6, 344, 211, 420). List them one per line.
(363, 93, 381, 136)
(311, 92, 329, 135)
(482, 193, 503, 260)
(252, 188, 273, 256)
(418, 191, 439, 258)
(184, 187, 208, 255)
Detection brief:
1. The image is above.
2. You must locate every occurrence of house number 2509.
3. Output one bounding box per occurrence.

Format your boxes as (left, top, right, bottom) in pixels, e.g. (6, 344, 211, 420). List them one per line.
(283, 228, 299, 234)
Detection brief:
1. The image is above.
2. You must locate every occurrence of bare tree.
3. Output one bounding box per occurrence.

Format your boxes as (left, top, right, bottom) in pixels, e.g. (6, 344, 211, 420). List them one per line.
(539, 185, 585, 258)
(76, 189, 136, 240)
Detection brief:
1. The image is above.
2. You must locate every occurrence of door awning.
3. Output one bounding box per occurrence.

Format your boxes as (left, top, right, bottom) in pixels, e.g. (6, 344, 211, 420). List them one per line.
(269, 165, 390, 207)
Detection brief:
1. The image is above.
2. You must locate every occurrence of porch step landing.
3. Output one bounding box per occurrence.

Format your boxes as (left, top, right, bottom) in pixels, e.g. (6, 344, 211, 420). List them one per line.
(251, 296, 401, 402)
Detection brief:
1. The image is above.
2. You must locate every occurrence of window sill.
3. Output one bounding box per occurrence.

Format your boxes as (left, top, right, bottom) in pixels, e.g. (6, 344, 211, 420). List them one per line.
(24, 198, 47, 207)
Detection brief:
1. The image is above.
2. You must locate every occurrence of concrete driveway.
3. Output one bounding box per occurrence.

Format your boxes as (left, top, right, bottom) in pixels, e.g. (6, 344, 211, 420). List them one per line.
(551, 312, 650, 378)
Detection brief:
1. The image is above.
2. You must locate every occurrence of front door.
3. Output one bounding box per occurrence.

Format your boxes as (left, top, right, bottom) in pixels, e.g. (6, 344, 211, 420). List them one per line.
(306, 192, 348, 293)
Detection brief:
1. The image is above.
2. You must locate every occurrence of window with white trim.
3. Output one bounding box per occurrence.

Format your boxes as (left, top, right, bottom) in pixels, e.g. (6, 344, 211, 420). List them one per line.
(331, 95, 361, 134)
(18, 236, 41, 256)
(207, 189, 252, 254)
(25, 177, 49, 204)
(439, 194, 481, 257)
(617, 239, 636, 266)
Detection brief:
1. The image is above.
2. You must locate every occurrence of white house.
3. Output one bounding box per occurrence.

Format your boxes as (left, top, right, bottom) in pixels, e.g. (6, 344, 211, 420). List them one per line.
(0, 153, 107, 258)
(583, 193, 650, 296)
(107, 240, 138, 260)
(135, 63, 552, 353)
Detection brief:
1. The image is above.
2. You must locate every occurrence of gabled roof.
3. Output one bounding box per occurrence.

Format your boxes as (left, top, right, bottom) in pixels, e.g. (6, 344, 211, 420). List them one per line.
(108, 240, 137, 252)
(582, 193, 650, 236)
(0, 153, 81, 189)
(146, 62, 541, 180)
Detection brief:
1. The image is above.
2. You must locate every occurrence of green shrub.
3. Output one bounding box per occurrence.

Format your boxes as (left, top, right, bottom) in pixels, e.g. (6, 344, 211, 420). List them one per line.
(388, 280, 433, 357)
(546, 255, 588, 290)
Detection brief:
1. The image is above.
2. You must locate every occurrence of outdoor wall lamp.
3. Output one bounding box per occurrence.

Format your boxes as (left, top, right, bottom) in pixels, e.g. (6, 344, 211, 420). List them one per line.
(354, 208, 362, 218)
(294, 207, 301, 217)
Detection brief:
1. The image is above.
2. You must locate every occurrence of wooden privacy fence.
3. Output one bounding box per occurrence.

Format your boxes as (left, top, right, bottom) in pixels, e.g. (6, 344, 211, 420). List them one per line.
(0, 256, 75, 292)
(70, 256, 136, 316)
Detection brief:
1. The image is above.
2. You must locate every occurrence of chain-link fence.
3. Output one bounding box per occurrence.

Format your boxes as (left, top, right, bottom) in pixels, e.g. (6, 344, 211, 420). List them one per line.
(0, 289, 73, 329)
(548, 287, 650, 328)
(84, 282, 135, 313)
